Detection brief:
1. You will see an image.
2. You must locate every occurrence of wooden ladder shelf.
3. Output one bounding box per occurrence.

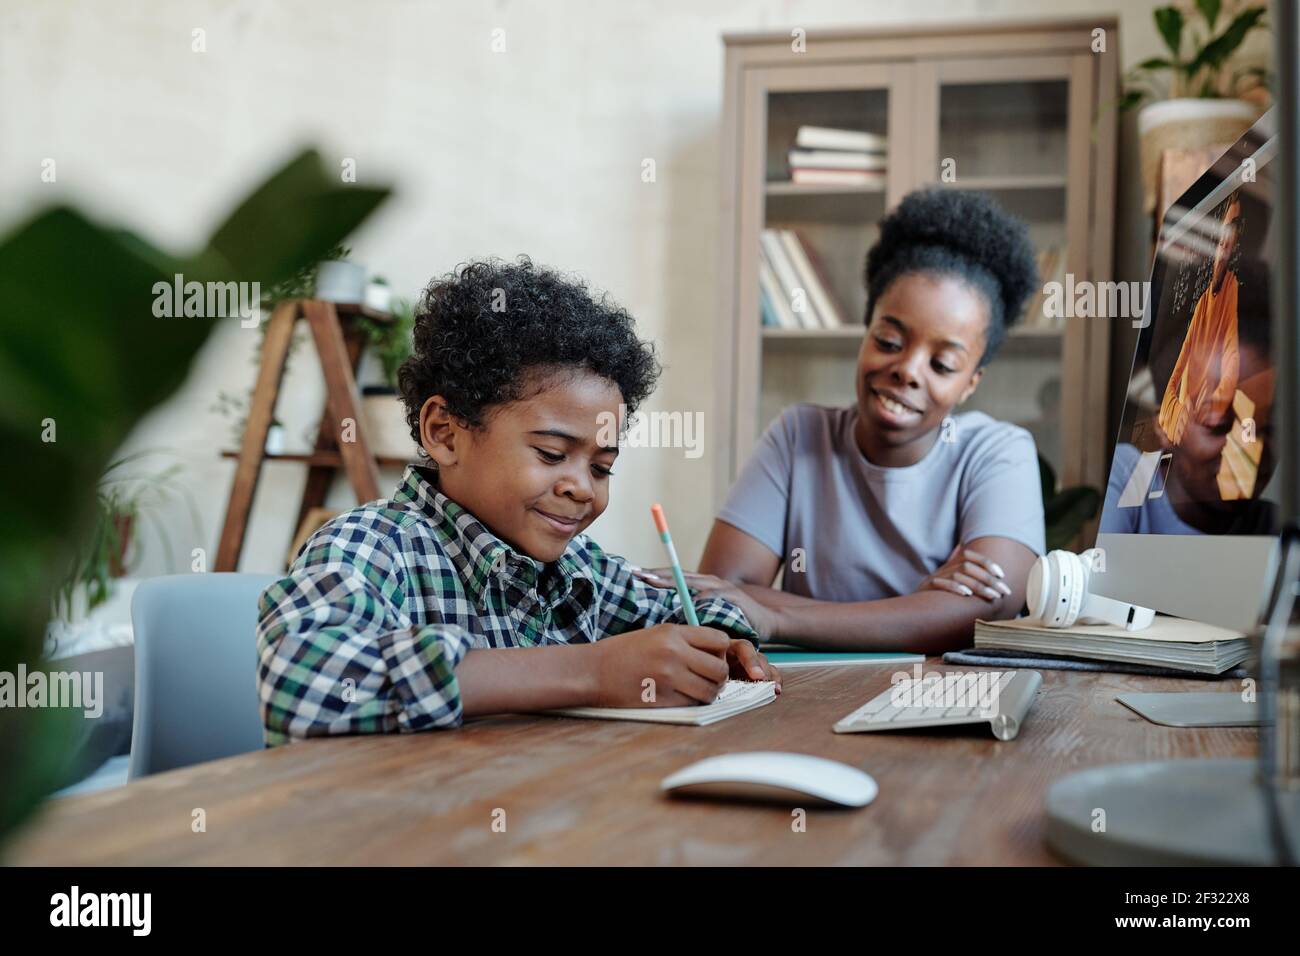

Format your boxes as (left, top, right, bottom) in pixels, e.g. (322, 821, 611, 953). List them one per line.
(214, 298, 397, 572)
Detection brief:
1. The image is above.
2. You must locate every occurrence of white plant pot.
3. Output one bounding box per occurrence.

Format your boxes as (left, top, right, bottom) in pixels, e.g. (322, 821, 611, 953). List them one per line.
(1137, 98, 1260, 214)
(314, 260, 367, 304)
(364, 281, 393, 313)
(362, 393, 419, 461)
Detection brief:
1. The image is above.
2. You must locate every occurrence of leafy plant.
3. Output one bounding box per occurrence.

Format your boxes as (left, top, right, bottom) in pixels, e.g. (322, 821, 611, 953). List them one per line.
(259, 242, 350, 309)
(210, 389, 285, 448)
(210, 243, 353, 446)
(1039, 454, 1102, 552)
(357, 295, 415, 389)
(0, 148, 389, 845)
(1121, 1, 1270, 110)
(53, 453, 203, 619)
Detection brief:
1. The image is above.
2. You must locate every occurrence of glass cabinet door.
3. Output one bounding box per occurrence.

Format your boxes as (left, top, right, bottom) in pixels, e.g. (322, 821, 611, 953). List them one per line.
(739, 64, 908, 458)
(918, 56, 1094, 489)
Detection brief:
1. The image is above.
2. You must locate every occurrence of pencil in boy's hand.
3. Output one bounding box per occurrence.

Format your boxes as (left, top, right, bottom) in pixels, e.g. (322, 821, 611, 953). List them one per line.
(650, 503, 700, 627)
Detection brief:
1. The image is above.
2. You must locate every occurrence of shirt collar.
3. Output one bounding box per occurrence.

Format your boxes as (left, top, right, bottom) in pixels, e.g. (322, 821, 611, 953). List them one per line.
(394, 465, 595, 609)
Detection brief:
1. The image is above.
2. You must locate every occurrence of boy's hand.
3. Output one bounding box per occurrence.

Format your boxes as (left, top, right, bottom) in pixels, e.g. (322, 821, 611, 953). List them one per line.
(590, 623, 733, 708)
(727, 639, 782, 694)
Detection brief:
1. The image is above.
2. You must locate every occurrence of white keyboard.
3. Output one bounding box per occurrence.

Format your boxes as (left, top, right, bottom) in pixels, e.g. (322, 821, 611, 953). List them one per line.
(834, 670, 1042, 740)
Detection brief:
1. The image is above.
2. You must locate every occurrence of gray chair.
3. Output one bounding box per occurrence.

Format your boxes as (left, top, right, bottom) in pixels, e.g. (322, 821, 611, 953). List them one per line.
(128, 573, 276, 779)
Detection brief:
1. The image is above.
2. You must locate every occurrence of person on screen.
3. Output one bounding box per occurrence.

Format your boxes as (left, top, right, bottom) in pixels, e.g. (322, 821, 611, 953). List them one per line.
(1103, 259, 1275, 537)
(1157, 190, 1242, 448)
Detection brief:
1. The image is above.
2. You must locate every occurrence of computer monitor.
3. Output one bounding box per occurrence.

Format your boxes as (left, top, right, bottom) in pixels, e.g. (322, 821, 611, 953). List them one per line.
(1095, 109, 1279, 633)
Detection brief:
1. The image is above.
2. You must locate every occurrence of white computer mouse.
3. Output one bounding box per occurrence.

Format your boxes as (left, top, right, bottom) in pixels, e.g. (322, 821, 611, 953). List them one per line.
(661, 751, 877, 807)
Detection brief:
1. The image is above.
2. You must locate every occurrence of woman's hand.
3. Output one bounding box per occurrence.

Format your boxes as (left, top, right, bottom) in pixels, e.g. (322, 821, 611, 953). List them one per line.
(916, 544, 1013, 602)
(631, 567, 779, 643)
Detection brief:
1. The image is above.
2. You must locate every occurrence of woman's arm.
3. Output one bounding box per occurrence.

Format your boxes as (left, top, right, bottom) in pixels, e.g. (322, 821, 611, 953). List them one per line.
(696, 520, 1036, 654)
(699, 518, 782, 586)
(696, 520, 820, 610)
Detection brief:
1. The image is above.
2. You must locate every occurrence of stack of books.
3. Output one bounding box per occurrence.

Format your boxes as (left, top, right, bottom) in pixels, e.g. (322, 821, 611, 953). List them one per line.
(759, 228, 847, 329)
(786, 125, 887, 186)
(973, 614, 1252, 676)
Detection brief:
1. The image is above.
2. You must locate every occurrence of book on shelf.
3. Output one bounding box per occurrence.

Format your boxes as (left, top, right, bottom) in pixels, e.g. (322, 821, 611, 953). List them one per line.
(795, 125, 888, 153)
(760, 229, 822, 329)
(789, 168, 886, 187)
(788, 148, 887, 171)
(758, 229, 850, 330)
(779, 230, 845, 328)
(1021, 245, 1066, 331)
(758, 253, 799, 329)
(758, 272, 780, 328)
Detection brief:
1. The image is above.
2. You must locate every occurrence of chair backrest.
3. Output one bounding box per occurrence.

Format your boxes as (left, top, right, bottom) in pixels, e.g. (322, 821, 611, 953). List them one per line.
(128, 573, 276, 780)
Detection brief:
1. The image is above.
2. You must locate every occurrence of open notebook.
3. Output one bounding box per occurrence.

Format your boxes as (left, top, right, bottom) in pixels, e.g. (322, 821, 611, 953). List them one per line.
(548, 680, 777, 725)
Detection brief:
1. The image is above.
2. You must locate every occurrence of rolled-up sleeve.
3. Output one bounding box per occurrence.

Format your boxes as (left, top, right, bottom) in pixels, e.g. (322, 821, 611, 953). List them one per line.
(256, 523, 473, 745)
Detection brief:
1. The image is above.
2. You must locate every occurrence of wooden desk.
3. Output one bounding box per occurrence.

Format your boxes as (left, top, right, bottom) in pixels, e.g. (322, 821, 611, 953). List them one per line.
(5, 662, 1257, 865)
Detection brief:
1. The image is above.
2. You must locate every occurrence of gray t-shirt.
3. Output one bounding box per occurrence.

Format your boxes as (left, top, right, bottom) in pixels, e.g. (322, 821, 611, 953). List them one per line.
(716, 404, 1046, 602)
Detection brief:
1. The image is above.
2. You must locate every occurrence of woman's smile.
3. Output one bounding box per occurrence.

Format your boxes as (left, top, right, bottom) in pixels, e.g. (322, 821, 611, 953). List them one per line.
(867, 384, 924, 427)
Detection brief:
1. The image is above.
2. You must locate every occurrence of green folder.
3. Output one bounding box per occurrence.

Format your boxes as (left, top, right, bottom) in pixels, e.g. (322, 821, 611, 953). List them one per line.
(761, 644, 925, 668)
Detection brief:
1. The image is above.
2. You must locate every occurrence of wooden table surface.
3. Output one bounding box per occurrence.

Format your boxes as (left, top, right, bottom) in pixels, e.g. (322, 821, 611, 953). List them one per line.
(4, 661, 1258, 865)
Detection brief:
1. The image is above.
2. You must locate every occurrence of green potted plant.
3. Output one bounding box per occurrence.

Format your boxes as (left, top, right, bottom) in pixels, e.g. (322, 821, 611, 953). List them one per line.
(53, 453, 202, 620)
(1039, 454, 1103, 552)
(1122, 1, 1270, 214)
(357, 295, 418, 460)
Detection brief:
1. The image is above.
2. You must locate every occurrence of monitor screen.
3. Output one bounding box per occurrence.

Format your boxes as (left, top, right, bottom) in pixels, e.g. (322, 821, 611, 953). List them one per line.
(1100, 112, 1278, 538)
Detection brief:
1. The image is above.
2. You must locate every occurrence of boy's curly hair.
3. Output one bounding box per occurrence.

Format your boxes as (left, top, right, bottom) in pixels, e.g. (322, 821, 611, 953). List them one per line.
(398, 257, 661, 450)
(864, 189, 1039, 367)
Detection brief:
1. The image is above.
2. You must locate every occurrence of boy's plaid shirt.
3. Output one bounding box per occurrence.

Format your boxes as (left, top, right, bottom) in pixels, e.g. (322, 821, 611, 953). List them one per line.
(256, 465, 758, 745)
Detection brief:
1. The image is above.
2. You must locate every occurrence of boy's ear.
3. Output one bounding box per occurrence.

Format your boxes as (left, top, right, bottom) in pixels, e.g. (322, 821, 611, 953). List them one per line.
(419, 395, 461, 467)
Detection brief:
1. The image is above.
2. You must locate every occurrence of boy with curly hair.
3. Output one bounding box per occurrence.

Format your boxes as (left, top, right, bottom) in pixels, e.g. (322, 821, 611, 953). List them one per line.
(256, 257, 778, 744)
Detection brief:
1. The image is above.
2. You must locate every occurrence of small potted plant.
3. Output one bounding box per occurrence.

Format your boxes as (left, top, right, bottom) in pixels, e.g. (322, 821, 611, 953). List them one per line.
(314, 247, 367, 304)
(365, 274, 393, 313)
(1122, 2, 1270, 214)
(211, 389, 286, 454)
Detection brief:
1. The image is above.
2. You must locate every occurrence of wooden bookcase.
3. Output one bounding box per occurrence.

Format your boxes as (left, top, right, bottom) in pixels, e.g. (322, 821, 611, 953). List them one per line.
(714, 18, 1119, 512)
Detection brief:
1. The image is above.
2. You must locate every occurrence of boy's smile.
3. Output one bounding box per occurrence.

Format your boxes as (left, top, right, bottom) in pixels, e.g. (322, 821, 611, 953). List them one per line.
(419, 368, 623, 562)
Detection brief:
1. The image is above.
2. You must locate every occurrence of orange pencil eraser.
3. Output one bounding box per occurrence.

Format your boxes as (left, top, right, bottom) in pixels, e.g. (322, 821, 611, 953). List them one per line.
(650, 503, 668, 534)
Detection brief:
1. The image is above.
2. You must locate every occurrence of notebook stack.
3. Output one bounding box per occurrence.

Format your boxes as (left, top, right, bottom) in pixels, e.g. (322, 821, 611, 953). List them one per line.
(973, 614, 1252, 675)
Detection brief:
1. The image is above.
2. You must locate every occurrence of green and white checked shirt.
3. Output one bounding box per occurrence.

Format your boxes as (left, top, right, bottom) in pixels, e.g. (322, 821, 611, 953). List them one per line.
(257, 465, 758, 745)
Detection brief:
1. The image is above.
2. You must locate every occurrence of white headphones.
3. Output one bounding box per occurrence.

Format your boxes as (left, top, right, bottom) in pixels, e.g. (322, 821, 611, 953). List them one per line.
(1025, 549, 1155, 631)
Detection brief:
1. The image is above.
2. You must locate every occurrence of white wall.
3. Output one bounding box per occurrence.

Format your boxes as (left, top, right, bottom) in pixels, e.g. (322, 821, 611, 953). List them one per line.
(2, 0, 1177, 575)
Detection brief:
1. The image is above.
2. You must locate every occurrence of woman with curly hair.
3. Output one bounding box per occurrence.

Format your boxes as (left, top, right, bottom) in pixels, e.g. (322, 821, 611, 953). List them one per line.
(637, 190, 1047, 653)
(256, 257, 779, 743)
